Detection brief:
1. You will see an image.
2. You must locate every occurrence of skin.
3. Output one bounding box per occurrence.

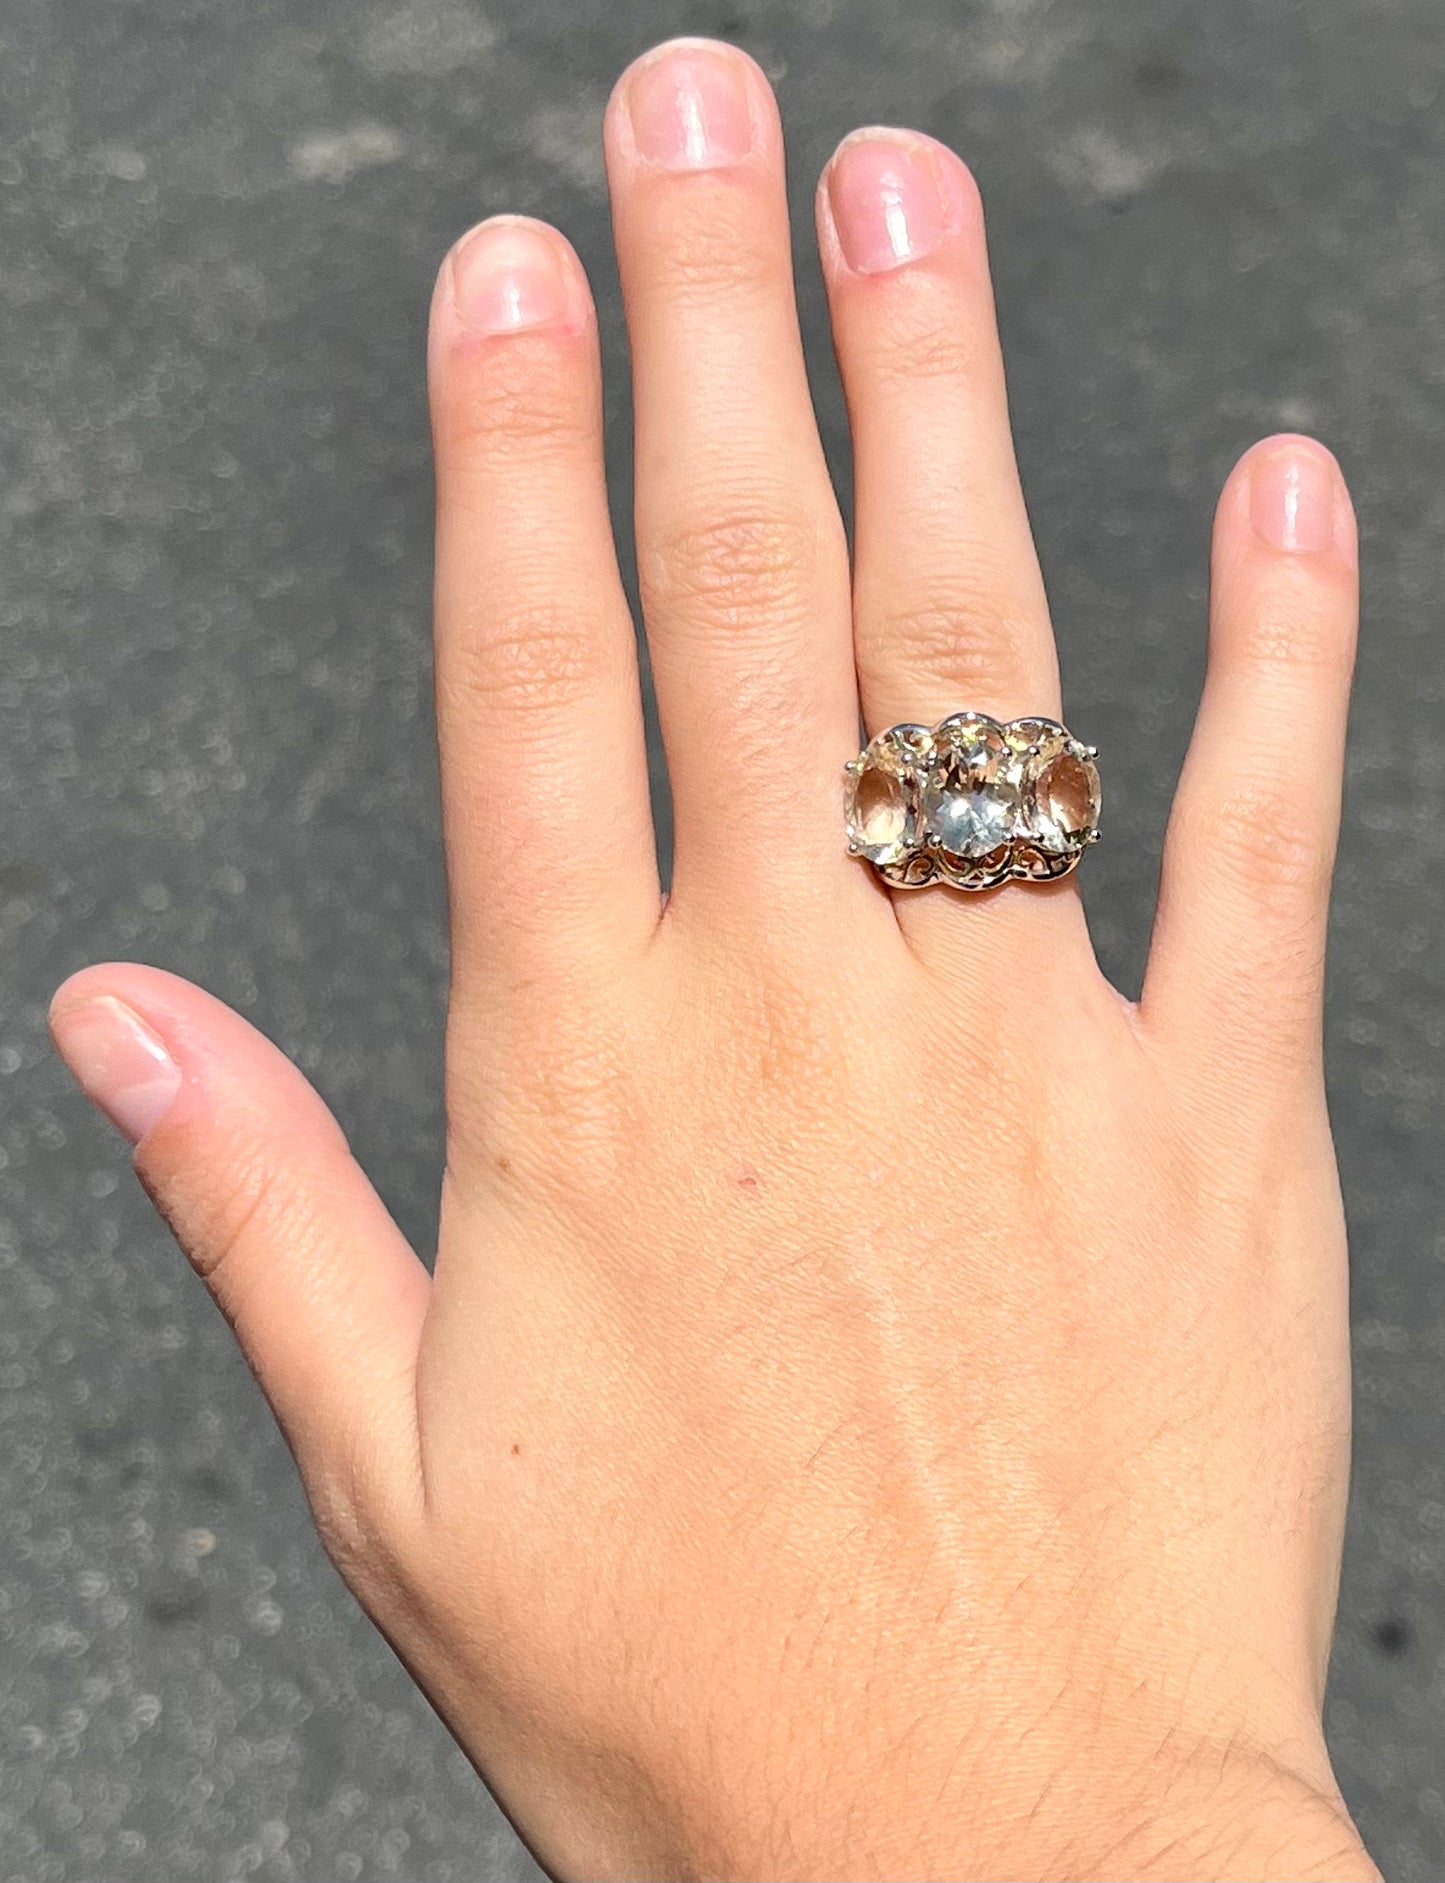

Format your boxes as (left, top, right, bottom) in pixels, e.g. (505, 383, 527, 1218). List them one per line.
(50, 36, 1380, 1883)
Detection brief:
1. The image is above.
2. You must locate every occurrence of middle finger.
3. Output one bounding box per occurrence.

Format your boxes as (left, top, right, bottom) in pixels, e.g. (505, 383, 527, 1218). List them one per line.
(604, 39, 861, 922)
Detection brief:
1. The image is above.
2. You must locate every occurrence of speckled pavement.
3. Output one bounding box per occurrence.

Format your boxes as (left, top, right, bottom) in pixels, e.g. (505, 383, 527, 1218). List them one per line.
(2, 2, 1443, 1878)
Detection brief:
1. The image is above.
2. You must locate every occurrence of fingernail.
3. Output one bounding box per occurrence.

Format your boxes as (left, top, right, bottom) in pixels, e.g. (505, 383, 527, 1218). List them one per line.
(626, 43, 756, 170)
(825, 132, 947, 275)
(50, 995, 182, 1146)
(1249, 443, 1341, 555)
(450, 219, 570, 334)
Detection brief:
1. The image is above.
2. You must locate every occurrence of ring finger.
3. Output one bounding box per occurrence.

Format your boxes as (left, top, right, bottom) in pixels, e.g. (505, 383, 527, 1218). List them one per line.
(817, 132, 1087, 963)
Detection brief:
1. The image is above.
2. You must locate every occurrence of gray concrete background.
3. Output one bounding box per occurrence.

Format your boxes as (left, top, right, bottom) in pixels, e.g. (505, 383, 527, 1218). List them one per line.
(2, 0, 1442, 1877)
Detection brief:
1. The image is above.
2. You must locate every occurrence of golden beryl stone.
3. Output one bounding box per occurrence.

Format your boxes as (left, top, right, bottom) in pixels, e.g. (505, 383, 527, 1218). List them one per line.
(845, 727, 929, 867)
(1017, 724, 1101, 854)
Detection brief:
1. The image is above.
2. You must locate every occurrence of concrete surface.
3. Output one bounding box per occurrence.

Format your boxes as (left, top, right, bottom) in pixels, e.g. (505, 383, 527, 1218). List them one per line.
(2, 0, 1443, 1876)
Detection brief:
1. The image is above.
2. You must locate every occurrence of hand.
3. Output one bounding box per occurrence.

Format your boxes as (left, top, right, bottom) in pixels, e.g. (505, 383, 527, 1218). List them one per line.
(50, 35, 1377, 1883)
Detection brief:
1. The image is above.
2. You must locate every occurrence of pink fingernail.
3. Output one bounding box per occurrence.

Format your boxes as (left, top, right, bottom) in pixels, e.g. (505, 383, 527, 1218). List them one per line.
(825, 132, 947, 275)
(50, 995, 182, 1146)
(450, 219, 570, 334)
(625, 43, 756, 170)
(1249, 443, 1341, 555)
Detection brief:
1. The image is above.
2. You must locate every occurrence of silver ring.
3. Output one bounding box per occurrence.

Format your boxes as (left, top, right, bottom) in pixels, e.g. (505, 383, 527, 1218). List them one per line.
(844, 712, 1101, 890)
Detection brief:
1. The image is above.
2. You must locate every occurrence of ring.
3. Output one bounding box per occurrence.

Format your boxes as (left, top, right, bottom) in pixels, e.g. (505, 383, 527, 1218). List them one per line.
(844, 712, 1101, 891)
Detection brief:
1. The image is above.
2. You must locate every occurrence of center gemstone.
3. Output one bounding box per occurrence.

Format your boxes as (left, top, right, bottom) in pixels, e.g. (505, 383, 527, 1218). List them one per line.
(922, 716, 1020, 862)
(923, 778, 1014, 857)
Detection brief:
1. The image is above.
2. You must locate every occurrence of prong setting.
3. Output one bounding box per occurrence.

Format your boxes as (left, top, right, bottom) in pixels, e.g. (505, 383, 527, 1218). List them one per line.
(845, 712, 1101, 890)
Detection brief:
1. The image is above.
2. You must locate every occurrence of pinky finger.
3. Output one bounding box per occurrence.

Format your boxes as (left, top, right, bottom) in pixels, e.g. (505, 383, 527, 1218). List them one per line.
(1142, 435, 1359, 1073)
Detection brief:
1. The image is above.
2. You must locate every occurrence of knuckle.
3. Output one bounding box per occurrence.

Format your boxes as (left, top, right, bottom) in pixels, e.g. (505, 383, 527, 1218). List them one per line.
(438, 339, 592, 463)
(872, 309, 992, 388)
(652, 203, 782, 303)
(518, 1039, 634, 1154)
(859, 592, 1044, 699)
(305, 1449, 419, 1608)
(138, 1131, 287, 1302)
(1207, 782, 1332, 910)
(1229, 585, 1356, 676)
(645, 503, 828, 633)
(727, 955, 847, 1095)
(443, 596, 617, 722)
(453, 1004, 643, 1213)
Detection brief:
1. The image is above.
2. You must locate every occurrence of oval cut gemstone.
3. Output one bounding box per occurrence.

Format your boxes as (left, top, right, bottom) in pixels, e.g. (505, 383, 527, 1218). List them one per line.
(924, 777, 1014, 859)
(922, 715, 1019, 863)
(1022, 735, 1100, 852)
(845, 732, 923, 865)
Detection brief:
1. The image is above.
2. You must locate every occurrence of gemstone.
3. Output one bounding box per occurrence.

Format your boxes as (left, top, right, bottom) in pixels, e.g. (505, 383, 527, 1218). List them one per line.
(922, 714, 1020, 863)
(1004, 716, 1065, 756)
(1020, 731, 1100, 853)
(845, 728, 926, 866)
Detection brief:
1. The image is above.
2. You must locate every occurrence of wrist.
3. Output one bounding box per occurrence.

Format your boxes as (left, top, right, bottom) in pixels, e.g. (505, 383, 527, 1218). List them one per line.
(1053, 1764, 1379, 1883)
(677, 1734, 1378, 1883)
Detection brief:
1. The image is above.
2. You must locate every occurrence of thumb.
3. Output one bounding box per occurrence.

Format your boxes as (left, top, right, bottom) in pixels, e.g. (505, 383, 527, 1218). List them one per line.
(49, 963, 431, 1526)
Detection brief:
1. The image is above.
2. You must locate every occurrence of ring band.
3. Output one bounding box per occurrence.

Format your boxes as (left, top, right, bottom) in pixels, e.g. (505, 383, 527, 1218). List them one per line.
(845, 712, 1101, 890)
